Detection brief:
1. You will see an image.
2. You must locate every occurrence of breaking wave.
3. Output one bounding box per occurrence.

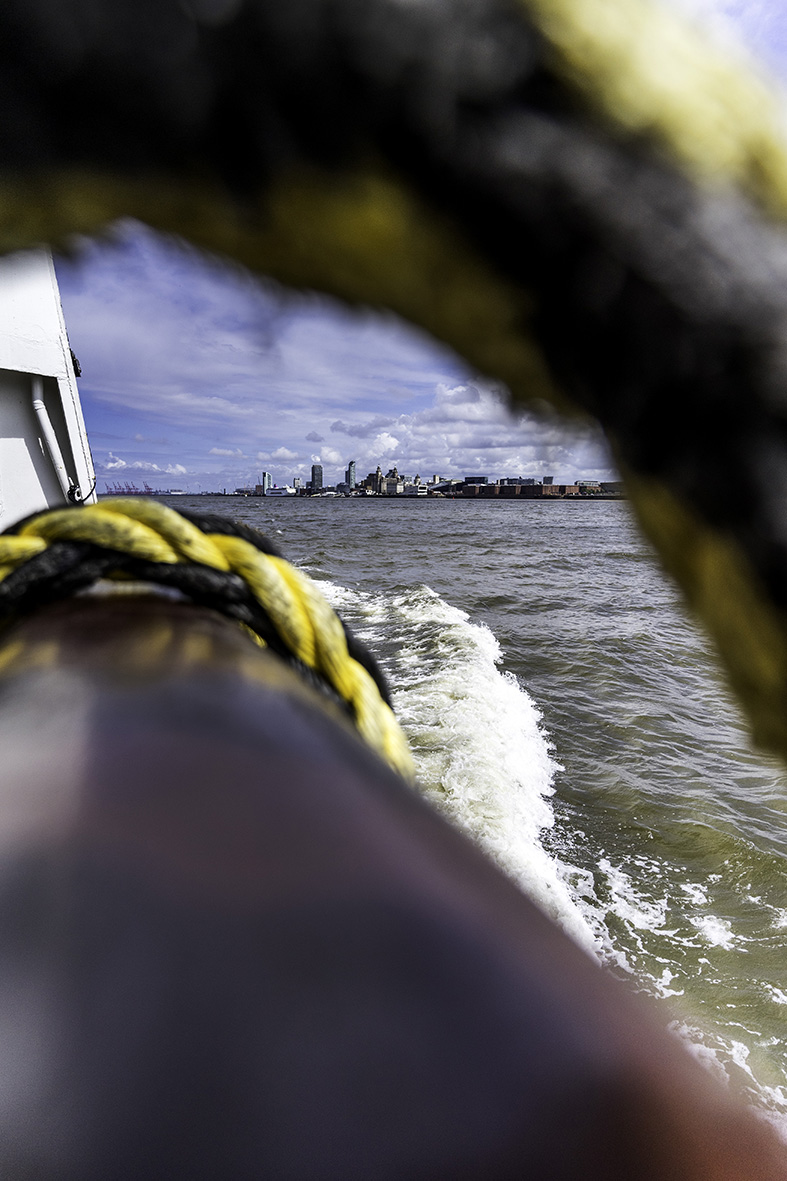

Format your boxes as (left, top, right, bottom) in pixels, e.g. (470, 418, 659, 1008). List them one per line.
(321, 579, 596, 951)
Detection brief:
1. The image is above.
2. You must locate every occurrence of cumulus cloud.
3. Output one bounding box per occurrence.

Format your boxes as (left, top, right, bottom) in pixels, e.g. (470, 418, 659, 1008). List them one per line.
(56, 223, 616, 490)
(255, 446, 298, 461)
(315, 384, 614, 483)
(102, 452, 187, 475)
(370, 432, 400, 457)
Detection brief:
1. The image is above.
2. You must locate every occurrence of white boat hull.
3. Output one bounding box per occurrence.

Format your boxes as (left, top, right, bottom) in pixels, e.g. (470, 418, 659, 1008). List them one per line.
(0, 250, 95, 529)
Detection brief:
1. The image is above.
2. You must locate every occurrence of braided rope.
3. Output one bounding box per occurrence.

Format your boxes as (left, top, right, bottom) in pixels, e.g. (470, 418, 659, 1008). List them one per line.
(0, 499, 415, 781)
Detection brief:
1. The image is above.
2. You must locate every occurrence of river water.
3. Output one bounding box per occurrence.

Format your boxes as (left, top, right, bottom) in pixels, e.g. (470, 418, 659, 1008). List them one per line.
(163, 493, 787, 1130)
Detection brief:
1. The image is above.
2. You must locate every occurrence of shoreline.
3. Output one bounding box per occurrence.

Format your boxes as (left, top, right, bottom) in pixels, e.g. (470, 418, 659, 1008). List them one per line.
(99, 492, 627, 503)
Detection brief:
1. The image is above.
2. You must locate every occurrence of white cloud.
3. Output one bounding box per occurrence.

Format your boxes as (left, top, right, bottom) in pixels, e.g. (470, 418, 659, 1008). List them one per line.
(100, 452, 187, 475)
(56, 223, 617, 491)
(375, 433, 401, 458)
(310, 384, 614, 483)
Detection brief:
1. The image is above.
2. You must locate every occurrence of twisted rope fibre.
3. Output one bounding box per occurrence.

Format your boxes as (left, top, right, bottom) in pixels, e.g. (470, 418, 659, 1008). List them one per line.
(0, 498, 415, 781)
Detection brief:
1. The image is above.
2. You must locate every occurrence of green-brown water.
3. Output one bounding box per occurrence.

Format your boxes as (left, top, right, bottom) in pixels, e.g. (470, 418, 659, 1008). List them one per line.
(165, 493, 787, 1129)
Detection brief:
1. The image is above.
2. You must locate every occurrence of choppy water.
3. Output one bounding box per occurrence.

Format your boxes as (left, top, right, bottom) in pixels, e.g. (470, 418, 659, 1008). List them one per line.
(164, 494, 787, 1128)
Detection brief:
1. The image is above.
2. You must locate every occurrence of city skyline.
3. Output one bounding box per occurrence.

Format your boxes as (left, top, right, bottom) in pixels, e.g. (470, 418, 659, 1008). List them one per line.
(55, 223, 616, 493)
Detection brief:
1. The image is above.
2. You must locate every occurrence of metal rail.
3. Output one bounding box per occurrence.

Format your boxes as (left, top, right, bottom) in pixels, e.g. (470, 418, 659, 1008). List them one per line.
(31, 374, 78, 502)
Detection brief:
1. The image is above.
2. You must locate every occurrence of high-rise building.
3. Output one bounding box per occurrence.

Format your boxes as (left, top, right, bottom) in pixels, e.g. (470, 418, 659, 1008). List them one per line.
(260, 471, 272, 494)
(311, 464, 323, 493)
(345, 460, 356, 489)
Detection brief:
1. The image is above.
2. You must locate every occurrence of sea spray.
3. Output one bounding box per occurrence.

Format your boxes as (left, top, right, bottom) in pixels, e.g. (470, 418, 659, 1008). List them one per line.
(179, 495, 787, 1131)
(326, 575, 787, 1127)
(548, 840, 787, 1131)
(323, 580, 596, 950)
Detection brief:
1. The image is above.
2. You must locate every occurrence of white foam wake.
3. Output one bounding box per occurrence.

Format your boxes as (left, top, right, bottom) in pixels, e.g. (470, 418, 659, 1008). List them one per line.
(321, 578, 787, 1130)
(322, 581, 596, 951)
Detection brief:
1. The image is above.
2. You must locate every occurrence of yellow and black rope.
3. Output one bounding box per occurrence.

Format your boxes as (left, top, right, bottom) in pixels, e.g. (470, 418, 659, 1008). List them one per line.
(0, 498, 414, 781)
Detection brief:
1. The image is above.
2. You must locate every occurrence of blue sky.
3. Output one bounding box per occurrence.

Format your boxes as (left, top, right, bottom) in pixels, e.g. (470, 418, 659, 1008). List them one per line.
(53, 0, 786, 494)
(55, 224, 613, 491)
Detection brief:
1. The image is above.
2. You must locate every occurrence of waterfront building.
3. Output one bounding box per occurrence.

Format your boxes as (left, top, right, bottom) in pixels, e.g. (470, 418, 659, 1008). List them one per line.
(365, 465, 383, 495)
(345, 460, 356, 489)
(464, 475, 488, 485)
(535, 483, 580, 497)
(311, 464, 323, 493)
(260, 471, 272, 493)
